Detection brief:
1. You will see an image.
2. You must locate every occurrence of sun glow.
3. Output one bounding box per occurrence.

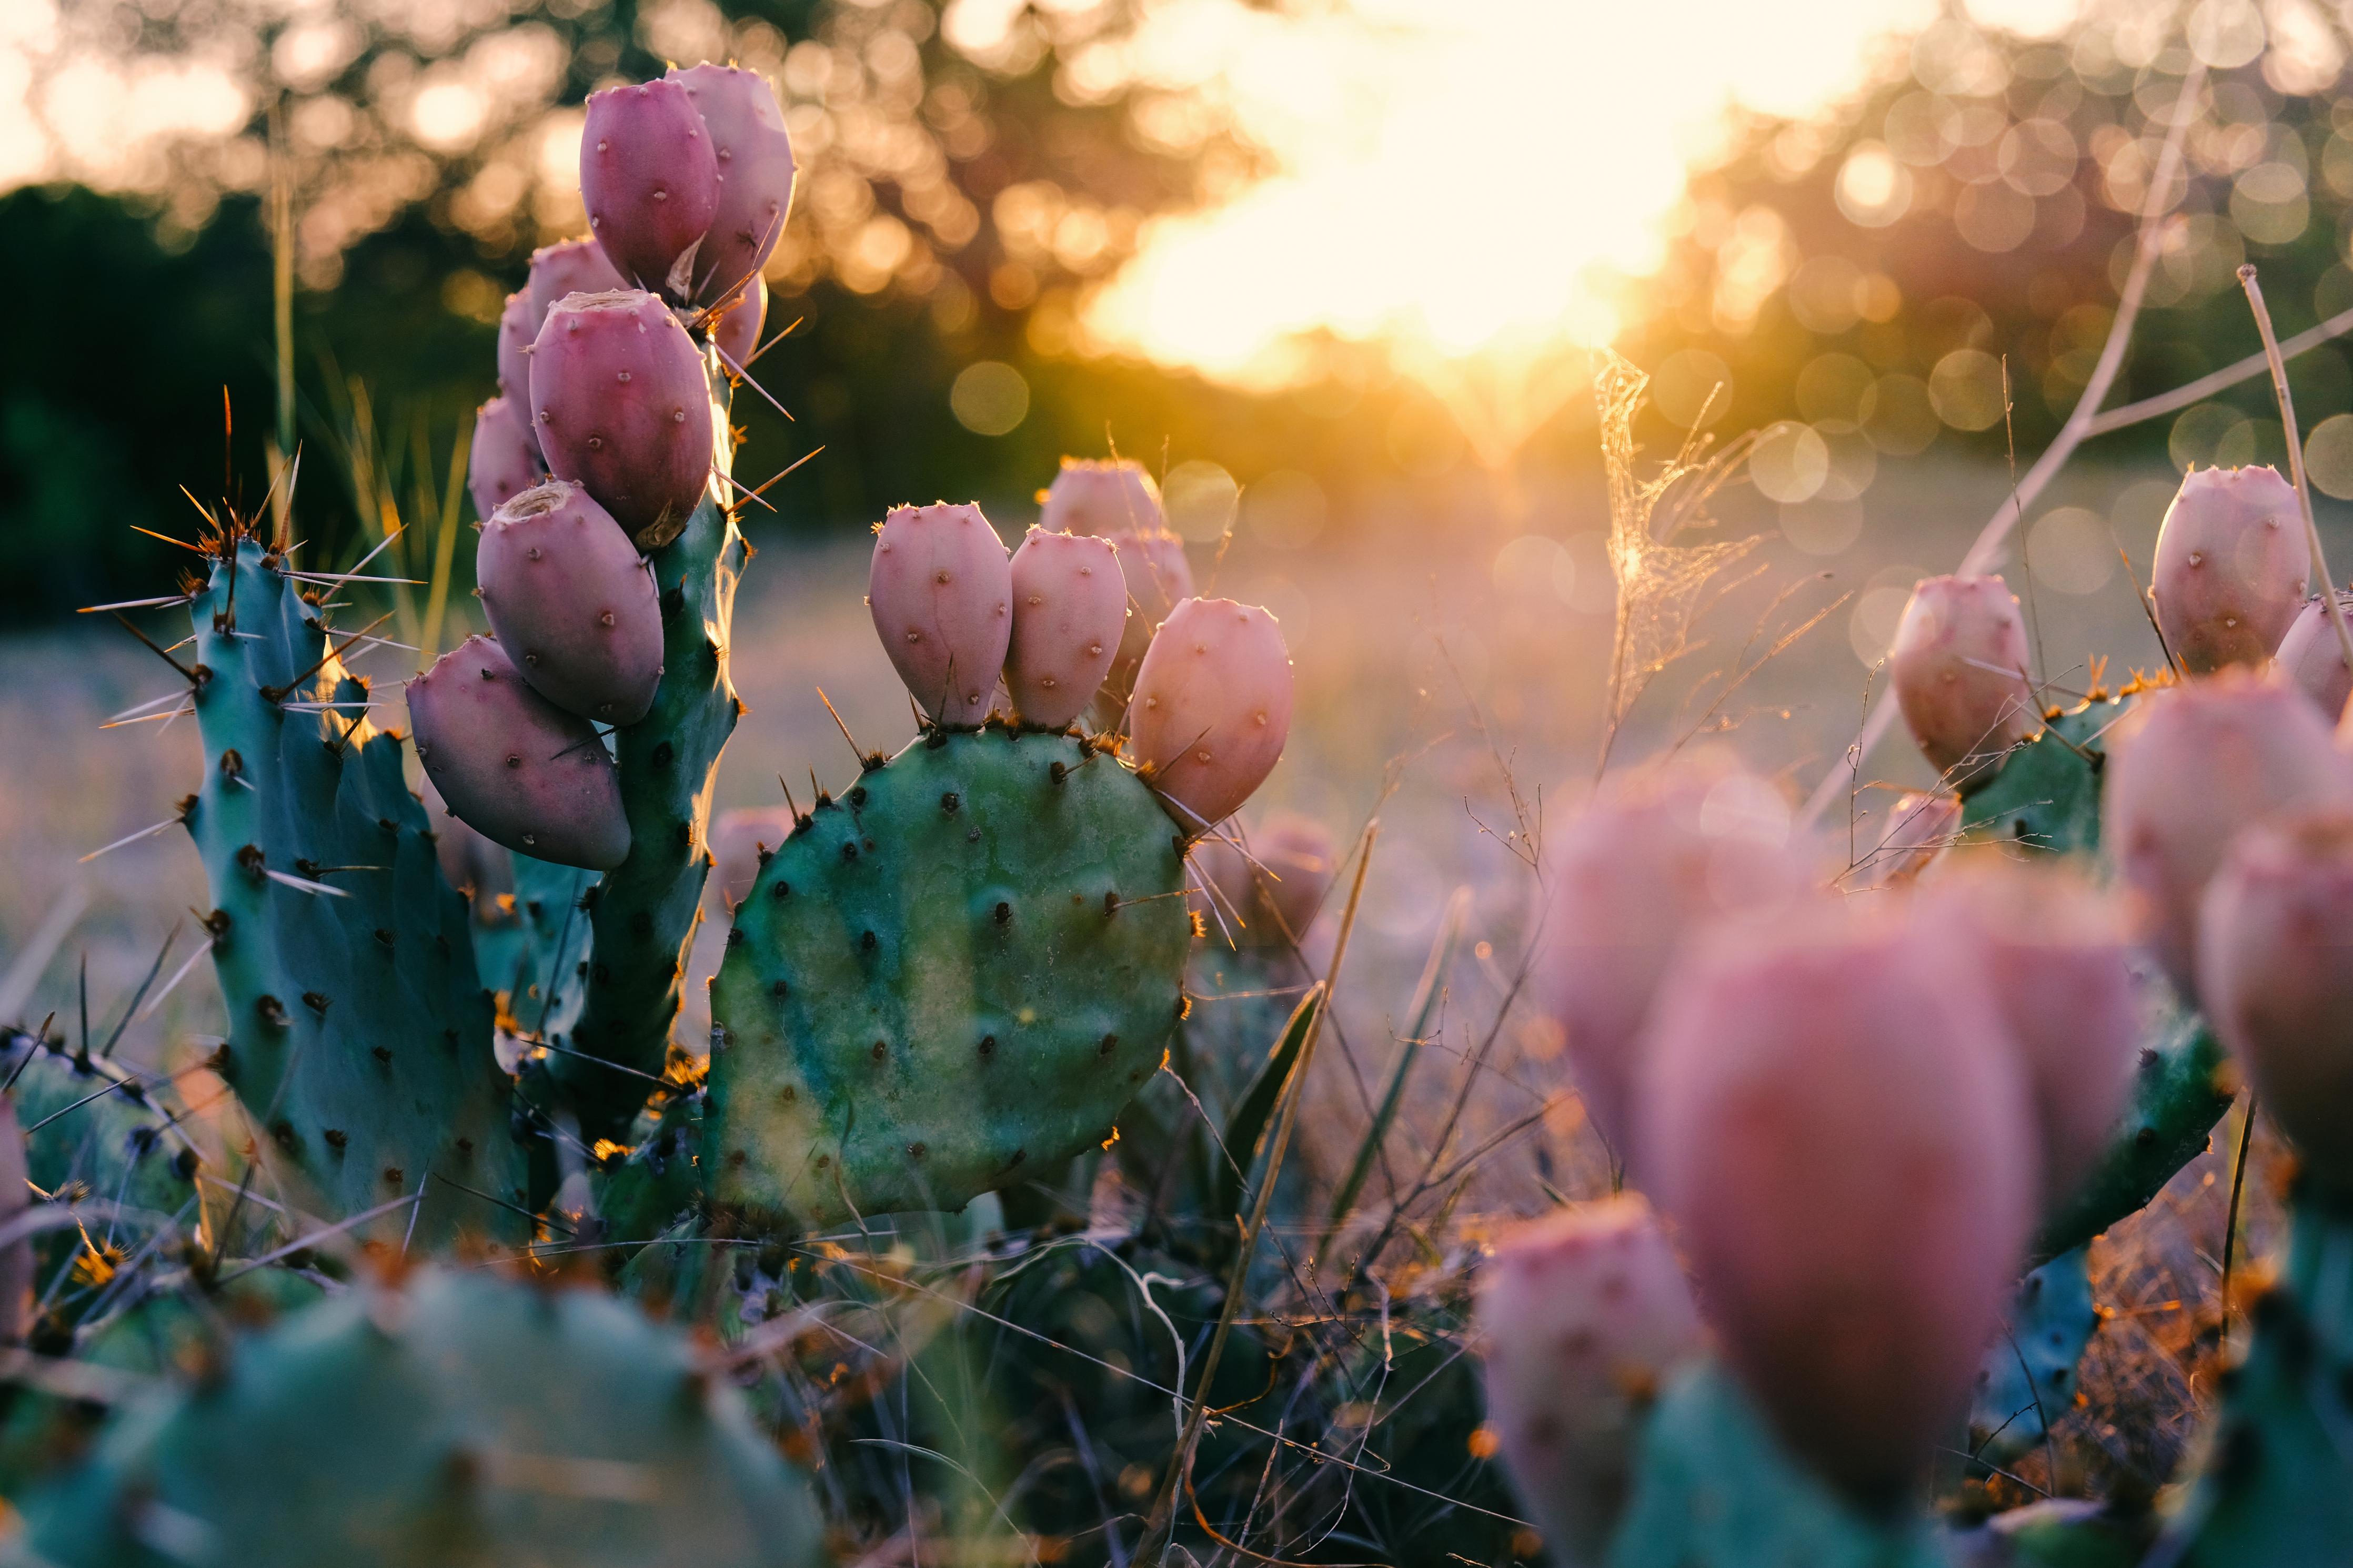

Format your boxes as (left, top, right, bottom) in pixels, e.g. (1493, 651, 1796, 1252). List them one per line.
(1083, 0, 2079, 388)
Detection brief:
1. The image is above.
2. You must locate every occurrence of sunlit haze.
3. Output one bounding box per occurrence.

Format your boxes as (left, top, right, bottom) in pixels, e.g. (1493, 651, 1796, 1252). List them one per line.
(1084, 0, 2078, 384)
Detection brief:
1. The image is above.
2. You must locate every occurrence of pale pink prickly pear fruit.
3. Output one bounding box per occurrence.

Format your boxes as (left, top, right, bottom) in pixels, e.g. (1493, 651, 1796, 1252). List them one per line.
(2272, 590, 2353, 723)
(477, 480, 664, 726)
(1476, 1196, 1704, 1568)
(708, 805, 798, 912)
(2103, 669, 2353, 999)
(421, 774, 515, 913)
(1040, 459, 1193, 695)
(1040, 457, 1167, 537)
(1194, 811, 1338, 950)
(1889, 574, 2036, 782)
(530, 289, 713, 549)
(467, 396, 543, 523)
(496, 290, 537, 420)
(579, 79, 721, 299)
(1914, 859, 2140, 1203)
(1637, 901, 2039, 1501)
(709, 272, 767, 375)
(407, 635, 630, 871)
(1004, 527, 1125, 729)
(2152, 466, 2310, 673)
(524, 238, 627, 335)
(868, 502, 1014, 727)
(666, 63, 797, 306)
(1536, 757, 1814, 1168)
(1853, 789, 1960, 889)
(1128, 598, 1293, 834)
(2199, 811, 2353, 1195)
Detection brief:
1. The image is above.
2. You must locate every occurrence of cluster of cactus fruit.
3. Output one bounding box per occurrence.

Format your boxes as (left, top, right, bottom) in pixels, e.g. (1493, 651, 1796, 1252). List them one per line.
(1482, 457, 2353, 1564)
(7, 66, 2353, 1555)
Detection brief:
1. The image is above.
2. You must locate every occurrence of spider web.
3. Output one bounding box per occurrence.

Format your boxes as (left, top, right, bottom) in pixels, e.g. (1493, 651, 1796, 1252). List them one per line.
(1594, 350, 1764, 773)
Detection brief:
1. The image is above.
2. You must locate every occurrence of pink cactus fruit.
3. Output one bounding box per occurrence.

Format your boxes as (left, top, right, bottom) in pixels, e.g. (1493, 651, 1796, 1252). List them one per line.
(530, 289, 714, 549)
(709, 805, 798, 913)
(1475, 1196, 1705, 1566)
(2103, 669, 2353, 999)
(496, 290, 537, 421)
(1128, 598, 1294, 834)
(1889, 574, 2036, 781)
(407, 635, 630, 871)
(709, 272, 768, 375)
(868, 502, 1014, 726)
(1040, 459, 1192, 687)
(1913, 859, 2140, 1203)
(579, 79, 721, 298)
(1853, 790, 1960, 889)
(2273, 589, 2353, 723)
(1040, 457, 1167, 538)
(1004, 527, 1125, 729)
(1535, 757, 1814, 1169)
(421, 774, 515, 912)
(524, 238, 627, 335)
(666, 63, 797, 306)
(467, 396, 543, 523)
(1636, 901, 2039, 1500)
(476, 480, 664, 726)
(1192, 811, 1338, 950)
(2152, 466, 2310, 673)
(2199, 811, 2353, 1193)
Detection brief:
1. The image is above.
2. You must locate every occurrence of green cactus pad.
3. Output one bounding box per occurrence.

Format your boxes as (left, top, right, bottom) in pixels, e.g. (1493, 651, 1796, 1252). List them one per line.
(1607, 1359, 1947, 1568)
(2167, 1196, 2353, 1565)
(2032, 1000, 2232, 1264)
(4, 1036, 206, 1273)
(706, 728, 1191, 1228)
(12, 1268, 826, 1568)
(1959, 695, 2133, 857)
(1969, 1245, 2098, 1467)
(182, 538, 526, 1247)
(540, 358, 743, 1147)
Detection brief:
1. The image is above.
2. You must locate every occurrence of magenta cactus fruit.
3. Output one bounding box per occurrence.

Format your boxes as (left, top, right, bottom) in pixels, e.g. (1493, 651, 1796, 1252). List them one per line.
(530, 289, 713, 548)
(709, 272, 767, 374)
(867, 502, 1014, 726)
(1536, 758, 1814, 1167)
(2199, 811, 2353, 1192)
(1040, 457, 1167, 538)
(2151, 466, 2310, 673)
(709, 805, 798, 912)
(495, 290, 536, 416)
(407, 635, 630, 871)
(1888, 574, 2036, 781)
(1855, 789, 1959, 889)
(579, 79, 721, 297)
(1004, 527, 1125, 729)
(1637, 902, 2038, 1500)
(1914, 860, 2139, 1202)
(467, 396, 542, 523)
(476, 480, 663, 726)
(1194, 810, 1338, 949)
(2103, 669, 2353, 998)
(667, 63, 797, 305)
(524, 237, 626, 334)
(1128, 598, 1294, 834)
(1475, 1196, 1704, 1565)
(2274, 590, 2353, 723)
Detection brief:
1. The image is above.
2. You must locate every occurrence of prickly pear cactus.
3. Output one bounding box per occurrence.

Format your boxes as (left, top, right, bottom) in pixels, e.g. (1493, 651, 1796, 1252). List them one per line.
(706, 727, 1191, 1228)
(534, 357, 742, 1147)
(12, 1267, 827, 1568)
(1969, 1245, 2098, 1467)
(178, 537, 527, 1246)
(1958, 695, 2129, 853)
(1606, 1360, 1948, 1568)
